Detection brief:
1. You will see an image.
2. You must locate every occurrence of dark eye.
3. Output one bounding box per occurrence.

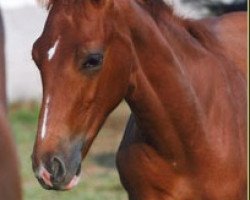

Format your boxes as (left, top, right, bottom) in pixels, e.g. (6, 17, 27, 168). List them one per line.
(82, 53, 103, 70)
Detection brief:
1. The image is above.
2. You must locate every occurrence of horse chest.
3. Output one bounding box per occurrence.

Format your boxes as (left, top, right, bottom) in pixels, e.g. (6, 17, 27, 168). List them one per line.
(117, 115, 246, 200)
(117, 144, 193, 200)
(117, 126, 197, 200)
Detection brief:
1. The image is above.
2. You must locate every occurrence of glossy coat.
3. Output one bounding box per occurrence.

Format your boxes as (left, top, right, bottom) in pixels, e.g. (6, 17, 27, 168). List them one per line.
(32, 0, 247, 199)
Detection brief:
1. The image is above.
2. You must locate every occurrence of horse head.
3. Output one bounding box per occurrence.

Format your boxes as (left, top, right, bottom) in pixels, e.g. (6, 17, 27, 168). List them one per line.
(32, 0, 133, 190)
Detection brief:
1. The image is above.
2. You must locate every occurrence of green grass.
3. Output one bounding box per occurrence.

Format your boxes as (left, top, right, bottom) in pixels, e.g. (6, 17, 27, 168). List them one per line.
(9, 102, 130, 200)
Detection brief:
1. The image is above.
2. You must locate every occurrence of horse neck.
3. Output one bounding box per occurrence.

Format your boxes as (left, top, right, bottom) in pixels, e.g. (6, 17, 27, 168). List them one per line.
(123, 3, 214, 163)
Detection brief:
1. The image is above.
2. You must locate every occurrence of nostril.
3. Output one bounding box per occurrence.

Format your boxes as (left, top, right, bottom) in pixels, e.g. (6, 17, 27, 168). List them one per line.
(51, 156, 66, 183)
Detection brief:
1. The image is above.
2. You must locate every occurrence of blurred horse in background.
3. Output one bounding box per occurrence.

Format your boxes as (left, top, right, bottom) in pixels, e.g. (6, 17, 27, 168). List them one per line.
(32, 0, 247, 199)
(0, 9, 22, 200)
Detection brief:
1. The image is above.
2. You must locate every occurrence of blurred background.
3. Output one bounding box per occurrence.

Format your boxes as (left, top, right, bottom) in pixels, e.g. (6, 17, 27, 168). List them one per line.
(0, 0, 247, 199)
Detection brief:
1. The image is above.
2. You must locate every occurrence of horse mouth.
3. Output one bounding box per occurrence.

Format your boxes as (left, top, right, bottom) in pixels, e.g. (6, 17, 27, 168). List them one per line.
(38, 175, 81, 191)
(36, 164, 82, 191)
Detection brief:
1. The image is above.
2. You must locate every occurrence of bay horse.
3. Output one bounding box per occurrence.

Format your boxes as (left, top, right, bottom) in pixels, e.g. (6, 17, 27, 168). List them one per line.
(0, 9, 22, 200)
(32, 0, 247, 199)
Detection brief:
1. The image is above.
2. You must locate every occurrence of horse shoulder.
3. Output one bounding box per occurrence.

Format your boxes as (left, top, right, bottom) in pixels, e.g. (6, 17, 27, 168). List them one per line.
(117, 115, 197, 199)
(205, 12, 247, 76)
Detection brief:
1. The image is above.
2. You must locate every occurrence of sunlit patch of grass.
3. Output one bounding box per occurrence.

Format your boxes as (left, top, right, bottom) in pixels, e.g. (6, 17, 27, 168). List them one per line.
(8, 101, 130, 200)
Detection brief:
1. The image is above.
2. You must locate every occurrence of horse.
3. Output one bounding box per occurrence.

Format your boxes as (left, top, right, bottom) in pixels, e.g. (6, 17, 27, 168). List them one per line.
(0, 9, 22, 200)
(32, 0, 247, 199)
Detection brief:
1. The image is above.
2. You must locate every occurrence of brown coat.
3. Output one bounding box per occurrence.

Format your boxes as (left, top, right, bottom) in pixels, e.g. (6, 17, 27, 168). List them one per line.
(0, 9, 22, 200)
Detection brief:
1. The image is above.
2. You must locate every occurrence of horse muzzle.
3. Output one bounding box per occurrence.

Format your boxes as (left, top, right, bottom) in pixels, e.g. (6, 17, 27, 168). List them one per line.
(32, 141, 83, 190)
(36, 162, 81, 191)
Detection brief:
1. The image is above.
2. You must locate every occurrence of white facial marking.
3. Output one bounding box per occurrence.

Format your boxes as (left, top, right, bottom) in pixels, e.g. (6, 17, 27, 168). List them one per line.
(48, 39, 60, 61)
(41, 96, 50, 140)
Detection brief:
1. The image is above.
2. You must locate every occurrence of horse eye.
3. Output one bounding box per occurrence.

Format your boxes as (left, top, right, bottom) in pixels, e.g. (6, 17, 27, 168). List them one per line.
(82, 53, 103, 70)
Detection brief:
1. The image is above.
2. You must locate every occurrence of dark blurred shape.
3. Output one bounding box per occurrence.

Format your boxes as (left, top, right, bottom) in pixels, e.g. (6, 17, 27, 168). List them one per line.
(93, 153, 116, 169)
(0, 9, 22, 200)
(181, 0, 247, 15)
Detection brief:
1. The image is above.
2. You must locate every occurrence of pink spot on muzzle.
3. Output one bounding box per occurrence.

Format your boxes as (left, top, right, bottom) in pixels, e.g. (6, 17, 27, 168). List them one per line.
(39, 165, 53, 187)
(37, 165, 81, 190)
(64, 175, 81, 190)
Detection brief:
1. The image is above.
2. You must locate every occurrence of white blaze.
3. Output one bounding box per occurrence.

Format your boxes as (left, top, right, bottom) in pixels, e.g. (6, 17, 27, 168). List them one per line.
(48, 39, 60, 61)
(41, 96, 50, 140)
